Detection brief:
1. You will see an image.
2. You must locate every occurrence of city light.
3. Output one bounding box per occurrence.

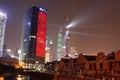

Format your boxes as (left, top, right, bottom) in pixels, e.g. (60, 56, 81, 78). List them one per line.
(6, 49, 11, 52)
(49, 40, 53, 44)
(27, 22, 31, 26)
(39, 8, 47, 13)
(0, 12, 4, 17)
(0, 10, 7, 18)
(18, 49, 21, 54)
(16, 75, 23, 80)
(65, 31, 69, 38)
(0, 77, 4, 80)
(64, 19, 80, 57)
(36, 9, 47, 57)
(66, 20, 80, 29)
(62, 46, 66, 49)
(0, 10, 7, 57)
(11, 55, 15, 58)
(66, 23, 73, 29)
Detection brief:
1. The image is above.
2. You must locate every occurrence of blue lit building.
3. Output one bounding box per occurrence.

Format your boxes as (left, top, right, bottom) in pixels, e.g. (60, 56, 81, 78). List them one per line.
(20, 6, 47, 69)
(0, 10, 7, 57)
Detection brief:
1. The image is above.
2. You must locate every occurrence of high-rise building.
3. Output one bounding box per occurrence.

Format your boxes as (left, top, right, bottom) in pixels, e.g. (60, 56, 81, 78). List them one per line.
(57, 28, 63, 61)
(0, 10, 7, 57)
(69, 47, 78, 58)
(20, 6, 47, 68)
(45, 37, 56, 62)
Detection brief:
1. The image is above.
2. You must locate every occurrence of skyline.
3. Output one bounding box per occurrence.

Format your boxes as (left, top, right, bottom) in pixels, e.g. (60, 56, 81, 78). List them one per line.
(0, 0, 120, 54)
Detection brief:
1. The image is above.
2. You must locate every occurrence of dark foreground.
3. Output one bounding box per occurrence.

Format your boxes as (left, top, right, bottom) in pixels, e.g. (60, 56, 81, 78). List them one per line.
(4, 72, 54, 80)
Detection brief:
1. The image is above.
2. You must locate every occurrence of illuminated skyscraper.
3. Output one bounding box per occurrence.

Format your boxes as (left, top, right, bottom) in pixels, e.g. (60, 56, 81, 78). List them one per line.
(21, 6, 47, 68)
(45, 37, 50, 63)
(0, 10, 7, 57)
(45, 46, 50, 63)
(49, 40, 55, 61)
(69, 47, 78, 58)
(45, 37, 56, 62)
(57, 28, 63, 61)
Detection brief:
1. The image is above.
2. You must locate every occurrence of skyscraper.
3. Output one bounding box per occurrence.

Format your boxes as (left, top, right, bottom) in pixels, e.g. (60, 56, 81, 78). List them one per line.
(57, 28, 63, 61)
(0, 10, 7, 57)
(20, 6, 47, 69)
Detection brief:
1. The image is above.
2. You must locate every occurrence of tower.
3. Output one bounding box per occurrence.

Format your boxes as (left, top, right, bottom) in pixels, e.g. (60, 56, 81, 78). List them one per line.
(21, 6, 47, 68)
(56, 28, 63, 61)
(49, 40, 55, 61)
(45, 36, 50, 63)
(0, 10, 7, 57)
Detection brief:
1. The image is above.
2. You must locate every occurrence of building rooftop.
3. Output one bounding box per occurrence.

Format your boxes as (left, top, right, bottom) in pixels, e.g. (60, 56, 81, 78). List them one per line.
(106, 52, 115, 60)
(84, 55, 96, 61)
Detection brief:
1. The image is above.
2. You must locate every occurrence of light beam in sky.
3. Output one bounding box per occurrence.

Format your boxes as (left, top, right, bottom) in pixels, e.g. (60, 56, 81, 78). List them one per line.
(66, 20, 80, 29)
(69, 31, 120, 40)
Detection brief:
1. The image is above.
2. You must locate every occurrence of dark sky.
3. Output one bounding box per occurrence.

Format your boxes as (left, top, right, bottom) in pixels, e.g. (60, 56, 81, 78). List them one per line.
(0, 0, 120, 54)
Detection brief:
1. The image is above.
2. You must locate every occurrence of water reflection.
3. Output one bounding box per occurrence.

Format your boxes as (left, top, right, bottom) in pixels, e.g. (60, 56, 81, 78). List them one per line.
(5, 72, 53, 80)
(16, 74, 30, 80)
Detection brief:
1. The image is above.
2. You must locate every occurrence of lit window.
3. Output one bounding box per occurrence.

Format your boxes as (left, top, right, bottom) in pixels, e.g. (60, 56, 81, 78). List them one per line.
(30, 36, 36, 38)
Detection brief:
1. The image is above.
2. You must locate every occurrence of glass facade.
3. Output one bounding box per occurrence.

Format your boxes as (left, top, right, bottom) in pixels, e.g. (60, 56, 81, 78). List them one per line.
(36, 11, 47, 57)
(21, 6, 47, 68)
(0, 10, 7, 57)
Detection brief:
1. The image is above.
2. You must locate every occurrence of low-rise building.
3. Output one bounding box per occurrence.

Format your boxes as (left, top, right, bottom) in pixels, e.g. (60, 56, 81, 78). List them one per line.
(45, 50, 120, 80)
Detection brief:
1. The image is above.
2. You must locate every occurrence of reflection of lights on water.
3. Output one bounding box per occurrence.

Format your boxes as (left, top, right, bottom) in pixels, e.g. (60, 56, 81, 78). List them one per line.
(0, 77, 4, 80)
(17, 75, 23, 80)
(17, 77, 22, 80)
(16, 75, 30, 80)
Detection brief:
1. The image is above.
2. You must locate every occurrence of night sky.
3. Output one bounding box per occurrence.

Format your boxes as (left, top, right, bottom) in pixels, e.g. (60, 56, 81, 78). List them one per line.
(0, 0, 120, 55)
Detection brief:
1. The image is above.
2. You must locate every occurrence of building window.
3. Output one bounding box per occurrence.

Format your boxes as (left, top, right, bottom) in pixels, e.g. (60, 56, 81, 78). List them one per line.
(109, 62, 112, 69)
(100, 63, 103, 69)
(94, 63, 96, 69)
(89, 63, 92, 69)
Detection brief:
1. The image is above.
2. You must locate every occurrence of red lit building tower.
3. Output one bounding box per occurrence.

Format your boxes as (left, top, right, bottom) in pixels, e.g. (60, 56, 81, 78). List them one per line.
(21, 6, 47, 68)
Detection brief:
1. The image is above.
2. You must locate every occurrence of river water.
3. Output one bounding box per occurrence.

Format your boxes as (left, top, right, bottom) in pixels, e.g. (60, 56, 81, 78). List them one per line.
(4, 72, 54, 80)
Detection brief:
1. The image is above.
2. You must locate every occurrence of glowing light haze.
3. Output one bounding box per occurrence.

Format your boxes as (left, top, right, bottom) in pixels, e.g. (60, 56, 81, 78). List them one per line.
(0, 0, 120, 55)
